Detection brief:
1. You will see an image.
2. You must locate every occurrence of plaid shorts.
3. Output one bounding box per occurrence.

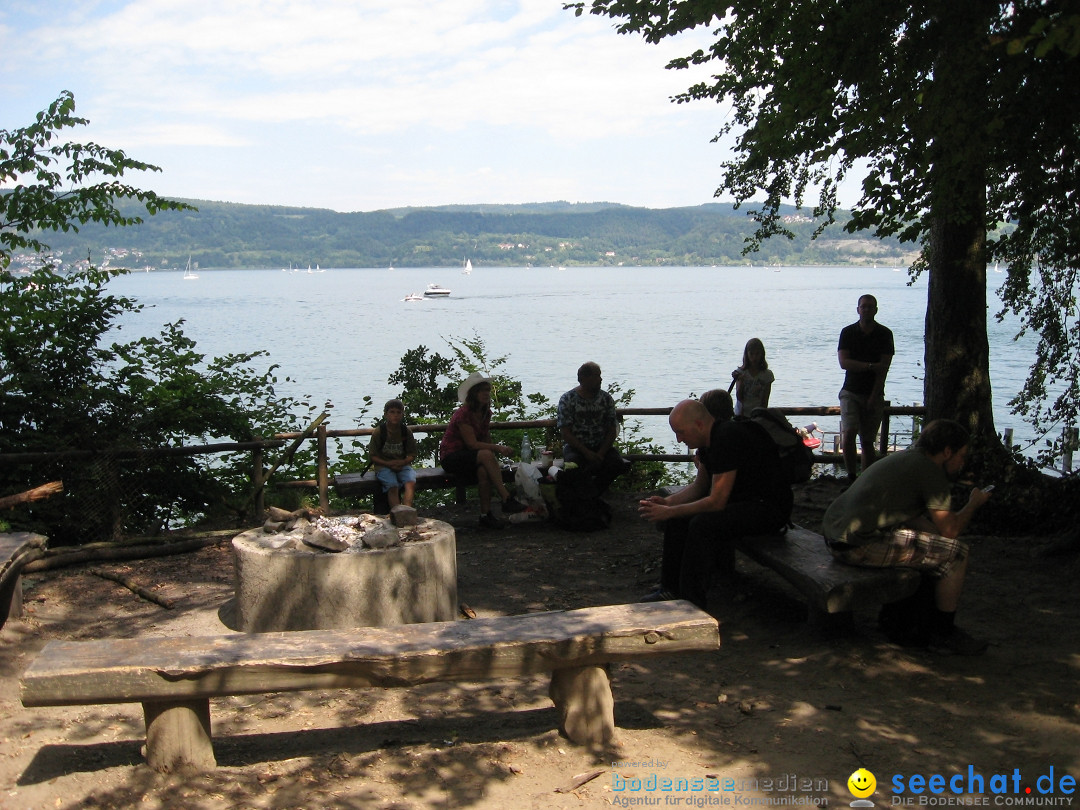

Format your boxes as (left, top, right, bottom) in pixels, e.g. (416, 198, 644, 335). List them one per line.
(829, 527, 969, 580)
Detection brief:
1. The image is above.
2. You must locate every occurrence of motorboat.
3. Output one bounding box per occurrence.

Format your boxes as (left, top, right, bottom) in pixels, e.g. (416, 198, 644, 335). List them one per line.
(403, 292, 424, 302)
(423, 283, 451, 297)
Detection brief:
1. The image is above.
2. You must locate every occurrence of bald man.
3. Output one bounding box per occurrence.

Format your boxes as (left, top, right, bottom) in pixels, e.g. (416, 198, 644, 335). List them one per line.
(639, 395, 793, 609)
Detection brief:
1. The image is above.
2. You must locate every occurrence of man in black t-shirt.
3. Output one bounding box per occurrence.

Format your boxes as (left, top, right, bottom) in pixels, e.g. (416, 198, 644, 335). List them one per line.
(638, 396, 792, 610)
(837, 293, 895, 482)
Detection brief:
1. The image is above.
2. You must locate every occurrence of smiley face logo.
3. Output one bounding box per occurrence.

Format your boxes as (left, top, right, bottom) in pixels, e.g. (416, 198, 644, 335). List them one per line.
(848, 768, 876, 798)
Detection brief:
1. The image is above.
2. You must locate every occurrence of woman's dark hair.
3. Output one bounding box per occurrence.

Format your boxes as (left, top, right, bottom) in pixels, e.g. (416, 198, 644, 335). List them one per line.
(742, 337, 768, 370)
(383, 398, 405, 414)
(916, 419, 970, 455)
(699, 389, 734, 421)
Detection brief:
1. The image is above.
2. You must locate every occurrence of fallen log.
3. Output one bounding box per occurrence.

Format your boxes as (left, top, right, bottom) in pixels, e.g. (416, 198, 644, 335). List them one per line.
(22, 534, 229, 574)
(44, 528, 241, 555)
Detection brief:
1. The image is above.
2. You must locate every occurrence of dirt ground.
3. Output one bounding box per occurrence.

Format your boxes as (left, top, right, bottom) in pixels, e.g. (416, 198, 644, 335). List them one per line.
(2, 478, 1079, 810)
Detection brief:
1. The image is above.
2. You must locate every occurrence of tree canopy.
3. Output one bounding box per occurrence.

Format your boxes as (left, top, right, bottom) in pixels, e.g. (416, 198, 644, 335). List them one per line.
(1, 91, 193, 262)
(1, 93, 313, 541)
(569, 0, 1080, 466)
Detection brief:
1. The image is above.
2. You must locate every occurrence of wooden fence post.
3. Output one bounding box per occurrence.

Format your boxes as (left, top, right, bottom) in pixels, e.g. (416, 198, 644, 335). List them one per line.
(1064, 426, 1078, 473)
(878, 401, 892, 457)
(317, 424, 329, 511)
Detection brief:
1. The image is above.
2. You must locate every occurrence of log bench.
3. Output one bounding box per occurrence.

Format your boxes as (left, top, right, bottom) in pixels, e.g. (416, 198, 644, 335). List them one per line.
(21, 600, 719, 772)
(735, 526, 921, 627)
(656, 486, 919, 626)
(334, 466, 516, 512)
(1, 532, 47, 629)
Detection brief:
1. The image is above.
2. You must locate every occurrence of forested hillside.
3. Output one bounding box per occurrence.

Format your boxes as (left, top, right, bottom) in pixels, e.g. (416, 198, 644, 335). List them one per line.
(23, 199, 917, 270)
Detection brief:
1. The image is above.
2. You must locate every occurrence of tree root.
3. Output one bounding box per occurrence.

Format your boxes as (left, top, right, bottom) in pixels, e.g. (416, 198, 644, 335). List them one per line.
(88, 567, 175, 609)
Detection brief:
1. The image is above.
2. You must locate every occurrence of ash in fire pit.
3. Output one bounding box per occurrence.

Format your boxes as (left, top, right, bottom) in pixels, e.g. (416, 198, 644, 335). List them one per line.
(232, 512, 458, 633)
(258, 513, 413, 553)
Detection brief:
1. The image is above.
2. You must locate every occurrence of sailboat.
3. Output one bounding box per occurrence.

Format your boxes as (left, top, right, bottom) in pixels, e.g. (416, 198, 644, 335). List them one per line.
(462, 258, 473, 275)
(183, 256, 198, 280)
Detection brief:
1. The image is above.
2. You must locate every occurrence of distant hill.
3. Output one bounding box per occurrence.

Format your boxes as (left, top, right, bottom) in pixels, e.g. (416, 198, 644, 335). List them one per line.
(22, 198, 918, 271)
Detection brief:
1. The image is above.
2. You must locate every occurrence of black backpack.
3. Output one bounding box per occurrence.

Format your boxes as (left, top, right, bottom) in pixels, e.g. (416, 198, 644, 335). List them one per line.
(743, 407, 815, 484)
(553, 466, 613, 532)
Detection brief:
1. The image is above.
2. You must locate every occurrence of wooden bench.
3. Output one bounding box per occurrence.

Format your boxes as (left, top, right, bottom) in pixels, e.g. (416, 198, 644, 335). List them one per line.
(735, 526, 921, 626)
(21, 600, 719, 772)
(1, 532, 47, 629)
(656, 487, 919, 626)
(334, 466, 516, 512)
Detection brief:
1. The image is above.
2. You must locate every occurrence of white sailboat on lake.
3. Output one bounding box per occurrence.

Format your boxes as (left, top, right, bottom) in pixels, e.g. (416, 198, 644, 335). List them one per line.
(183, 256, 198, 280)
(462, 258, 473, 275)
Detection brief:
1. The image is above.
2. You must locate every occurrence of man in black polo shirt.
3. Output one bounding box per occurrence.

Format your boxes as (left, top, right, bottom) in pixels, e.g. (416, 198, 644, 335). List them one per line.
(638, 396, 793, 610)
(837, 293, 895, 483)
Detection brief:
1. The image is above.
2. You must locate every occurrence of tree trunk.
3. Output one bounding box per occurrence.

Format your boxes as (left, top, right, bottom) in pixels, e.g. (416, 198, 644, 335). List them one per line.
(925, 218, 999, 450)
(923, 0, 1003, 462)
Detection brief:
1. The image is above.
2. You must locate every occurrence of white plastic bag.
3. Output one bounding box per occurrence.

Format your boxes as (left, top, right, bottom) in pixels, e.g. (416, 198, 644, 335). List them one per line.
(512, 462, 548, 520)
(515, 462, 543, 504)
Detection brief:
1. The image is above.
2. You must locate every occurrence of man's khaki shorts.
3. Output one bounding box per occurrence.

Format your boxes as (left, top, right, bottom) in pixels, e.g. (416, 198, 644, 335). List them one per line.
(839, 388, 884, 437)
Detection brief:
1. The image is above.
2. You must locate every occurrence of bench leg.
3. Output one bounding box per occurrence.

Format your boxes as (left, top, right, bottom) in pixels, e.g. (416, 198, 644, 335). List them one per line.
(549, 664, 615, 746)
(143, 699, 215, 772)
(7, 578, 22, 620)
(807, 606, 855, 634)
(372, 488, 391, 514)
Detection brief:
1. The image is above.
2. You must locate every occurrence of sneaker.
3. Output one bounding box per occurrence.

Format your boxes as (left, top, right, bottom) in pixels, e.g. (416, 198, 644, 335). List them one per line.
(640, 588, 676, 603)
(501, 496, 527, 514)
(928, 627, 988, 656)
(478, 512, 505, 530)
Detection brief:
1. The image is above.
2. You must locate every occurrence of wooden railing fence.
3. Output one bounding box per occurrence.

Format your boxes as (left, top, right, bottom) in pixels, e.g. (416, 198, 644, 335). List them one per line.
(1, 404, 926, 521)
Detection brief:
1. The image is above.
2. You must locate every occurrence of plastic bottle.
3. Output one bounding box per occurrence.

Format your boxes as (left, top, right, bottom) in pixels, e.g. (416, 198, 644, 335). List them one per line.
(520, 433, 532, 463)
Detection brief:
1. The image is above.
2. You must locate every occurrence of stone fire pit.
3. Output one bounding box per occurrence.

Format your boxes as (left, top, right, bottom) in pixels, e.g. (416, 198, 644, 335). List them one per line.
(232, 513, 457, 633)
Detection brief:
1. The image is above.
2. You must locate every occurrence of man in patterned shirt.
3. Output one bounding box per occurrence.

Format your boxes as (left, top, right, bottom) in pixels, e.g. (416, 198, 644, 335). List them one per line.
(556, 362, 626, 493)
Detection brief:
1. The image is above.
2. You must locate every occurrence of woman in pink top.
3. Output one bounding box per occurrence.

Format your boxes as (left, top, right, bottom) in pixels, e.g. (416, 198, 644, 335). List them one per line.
(439, 372, 526, 529)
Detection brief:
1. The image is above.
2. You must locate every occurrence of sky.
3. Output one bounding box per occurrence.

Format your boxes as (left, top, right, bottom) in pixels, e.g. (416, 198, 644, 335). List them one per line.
(0, 0, 778, 214)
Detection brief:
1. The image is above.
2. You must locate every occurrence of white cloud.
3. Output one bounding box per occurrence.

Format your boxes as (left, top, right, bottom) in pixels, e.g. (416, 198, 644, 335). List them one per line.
(0, 0, 752, 211)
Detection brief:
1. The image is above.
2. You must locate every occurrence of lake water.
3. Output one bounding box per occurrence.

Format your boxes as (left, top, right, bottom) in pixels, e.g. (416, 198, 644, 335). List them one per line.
(107, 265, 1039, 456)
